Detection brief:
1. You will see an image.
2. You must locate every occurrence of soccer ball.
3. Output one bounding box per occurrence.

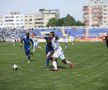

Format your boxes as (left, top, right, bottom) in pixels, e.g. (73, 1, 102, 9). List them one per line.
(12, 64, 18, 70)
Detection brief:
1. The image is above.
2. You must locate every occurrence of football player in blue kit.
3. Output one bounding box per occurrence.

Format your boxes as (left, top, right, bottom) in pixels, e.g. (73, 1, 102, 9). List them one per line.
(20, 32, 34, 62)
(44, 36, 54, 67)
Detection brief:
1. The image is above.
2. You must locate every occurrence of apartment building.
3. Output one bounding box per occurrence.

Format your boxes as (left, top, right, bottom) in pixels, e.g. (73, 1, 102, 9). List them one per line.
(2, 12, 24, 29)
(0, 9, 60, 29)
(83, 0, 108, 27)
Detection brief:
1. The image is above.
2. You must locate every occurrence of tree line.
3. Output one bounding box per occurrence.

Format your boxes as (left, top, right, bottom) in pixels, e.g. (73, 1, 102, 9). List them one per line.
(47, 14, 84, 27)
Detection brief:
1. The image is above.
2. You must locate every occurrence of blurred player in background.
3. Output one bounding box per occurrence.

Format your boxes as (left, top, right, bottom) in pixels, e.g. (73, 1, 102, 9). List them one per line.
(12, 37, 16, 46)
(69, 33, 75, 45)
(105, 33, 108, 48)
(61, 27, 69, 50)
(32, 33, 42, 53)
(49, 32, 74, 71)
(20, 32, 34, 62)
(63, 31, 69, 50)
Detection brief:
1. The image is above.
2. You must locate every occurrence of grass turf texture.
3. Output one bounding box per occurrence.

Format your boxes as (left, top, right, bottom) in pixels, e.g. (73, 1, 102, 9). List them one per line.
(0, 42, 108, 90)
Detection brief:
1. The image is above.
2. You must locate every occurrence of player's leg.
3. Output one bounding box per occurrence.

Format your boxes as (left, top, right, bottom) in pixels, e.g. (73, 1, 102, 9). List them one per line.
(45, 51, 54, 67)
(65, 42, 68, 50)
(52, 57, 58, 71)
(60, 52, 74, 69)
(37, 43, 42, 50)
(51, 52, 58, 71)
(25, 48, 31, 62)
(45, 52, 50, 67)
(46, 58, 50, 67)
(61, 59, 74, 68)
(32, 44, 36, 52)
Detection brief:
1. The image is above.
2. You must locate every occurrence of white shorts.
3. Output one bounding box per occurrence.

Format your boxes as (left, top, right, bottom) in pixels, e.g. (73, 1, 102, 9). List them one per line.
(53, 47, 65, 60)
(34, 43, 38, 47)
(64, 39, 68, 43)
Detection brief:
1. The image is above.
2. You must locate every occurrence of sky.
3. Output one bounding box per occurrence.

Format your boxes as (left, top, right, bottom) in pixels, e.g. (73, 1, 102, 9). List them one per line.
(0, 0, 108, 21)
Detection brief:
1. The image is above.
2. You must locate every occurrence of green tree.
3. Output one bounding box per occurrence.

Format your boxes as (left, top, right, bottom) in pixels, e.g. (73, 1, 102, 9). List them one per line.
(47, 14, 84, 26)
(47, 18, 58, 26)
(64, 14, 76, 26)
(75, 20, 85, 26)
(56, 18, 65, 26)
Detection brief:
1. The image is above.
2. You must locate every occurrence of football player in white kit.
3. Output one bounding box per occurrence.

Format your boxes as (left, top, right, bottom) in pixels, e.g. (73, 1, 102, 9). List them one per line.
(49, 32, 74, 71)
(12, 37, 16, 46)
(69, 34, 75, 45)
(64, 32, 68, 50)
(32, 33, 42, 52)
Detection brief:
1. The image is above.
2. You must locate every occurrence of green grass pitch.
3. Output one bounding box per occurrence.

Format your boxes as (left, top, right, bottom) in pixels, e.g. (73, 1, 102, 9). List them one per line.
(0, 42, 108, 90)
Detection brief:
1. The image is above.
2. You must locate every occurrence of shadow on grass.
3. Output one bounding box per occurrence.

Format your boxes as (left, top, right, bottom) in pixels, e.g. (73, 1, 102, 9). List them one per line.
(48, 65, 67, 69)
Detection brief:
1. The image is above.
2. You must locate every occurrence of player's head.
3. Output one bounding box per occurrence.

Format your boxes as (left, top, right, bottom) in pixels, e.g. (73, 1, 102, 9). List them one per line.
(26, 32, 30, 38)
(34, 33, 36, 36)
(69, 33, 71, 35)
(65, 31, 67, 34)
(49, 32, 55, 38)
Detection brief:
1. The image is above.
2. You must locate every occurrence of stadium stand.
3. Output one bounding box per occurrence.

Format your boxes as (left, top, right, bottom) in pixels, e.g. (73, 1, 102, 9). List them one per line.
(0, 28, 108, 41)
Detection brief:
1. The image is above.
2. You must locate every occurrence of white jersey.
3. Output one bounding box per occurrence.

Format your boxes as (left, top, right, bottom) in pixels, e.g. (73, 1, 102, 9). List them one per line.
(64, 34, 68, 43)
(70, 36, 75, 41)
(52, 37, 61, 51)
(52, 37, 65, 60)
(33, 37, 38, 46)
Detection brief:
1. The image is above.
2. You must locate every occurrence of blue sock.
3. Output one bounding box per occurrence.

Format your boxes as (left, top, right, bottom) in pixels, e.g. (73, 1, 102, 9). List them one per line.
(46, 58, 50, 66)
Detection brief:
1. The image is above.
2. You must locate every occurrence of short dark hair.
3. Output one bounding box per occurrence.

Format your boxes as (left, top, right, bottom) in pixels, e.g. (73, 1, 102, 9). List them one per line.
(50, 31, 55, 37)
(26, 32, 30, 38)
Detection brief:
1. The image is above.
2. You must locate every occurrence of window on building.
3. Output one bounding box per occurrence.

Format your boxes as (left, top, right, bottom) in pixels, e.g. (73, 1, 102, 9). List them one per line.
(29, 19, 32, 21)
(5, 20, 14, 22)
(104, 17, 107, 19)
(103, 13, 107, 15)
(103, 5, 107, 7)
(104, 21, 107, 23)
(16, 16, 19, 18)
(25, 19, 28, 21)
(20, 19, 23, 21)
(103, 9, 107, 11)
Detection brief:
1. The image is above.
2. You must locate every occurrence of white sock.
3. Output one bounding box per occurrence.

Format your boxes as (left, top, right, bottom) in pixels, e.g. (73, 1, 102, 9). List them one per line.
(66, 60, 71, 64)
(33, 48, 35, 52)
(52, 61, 58, 70)
(65, 46, 68, 50)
